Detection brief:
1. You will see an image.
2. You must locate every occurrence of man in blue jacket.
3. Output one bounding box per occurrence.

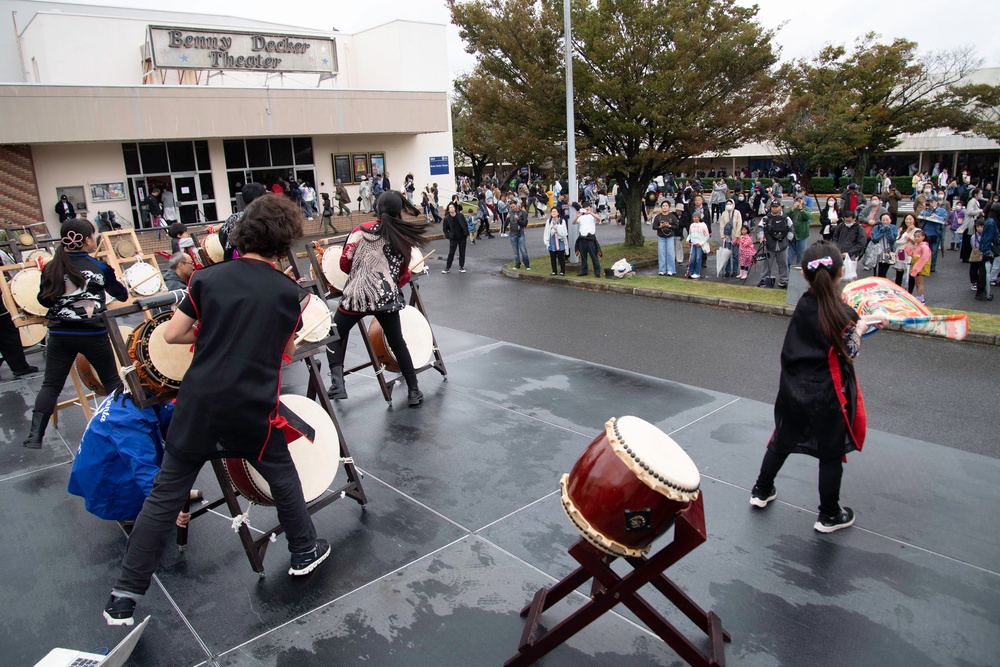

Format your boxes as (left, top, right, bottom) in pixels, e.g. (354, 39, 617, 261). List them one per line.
(68, 392, 194, 524)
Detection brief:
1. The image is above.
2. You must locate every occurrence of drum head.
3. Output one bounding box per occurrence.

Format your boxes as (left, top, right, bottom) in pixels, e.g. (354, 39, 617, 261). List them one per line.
(609, 416, 700, 500)
(246, 394, 341, 503)
(408, 245, 427, 273)
(115, 240, 137, 258)
(202, 233, 224, 264)
(146, 318, 193, 383)
(124, 261, 163, 296)
(18, 323, 46, 347)
(16, 233, 33, 246)
(299, 294, 332, 343)
(321, 245, 348, 292)
(392, 305, 433, 368)
(24, 249, 52, 264)
(10, 268, 47, 316)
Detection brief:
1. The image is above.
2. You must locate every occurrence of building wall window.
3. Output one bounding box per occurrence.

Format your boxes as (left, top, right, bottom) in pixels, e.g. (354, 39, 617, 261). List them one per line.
(223, 137, 316, 210)
(122, 140, 216, 225)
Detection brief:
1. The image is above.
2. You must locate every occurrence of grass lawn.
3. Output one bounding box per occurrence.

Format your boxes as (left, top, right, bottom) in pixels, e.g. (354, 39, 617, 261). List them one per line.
(517, 241, 1000, 336)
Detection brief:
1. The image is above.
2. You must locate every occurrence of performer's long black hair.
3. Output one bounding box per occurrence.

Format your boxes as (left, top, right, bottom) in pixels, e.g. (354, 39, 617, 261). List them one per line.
(39, 218, 94, 302)
(375, 190, 428, 267)
(801, 241, 853, 363)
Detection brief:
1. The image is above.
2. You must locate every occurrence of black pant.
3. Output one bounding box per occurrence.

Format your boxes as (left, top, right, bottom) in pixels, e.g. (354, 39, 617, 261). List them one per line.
(549, 250, 566, 274)
(875, 262, 891, 278)
(114, 441, 316, 596)
(577, 236, 601, 276)
(446, 237, 467, 270)
(0, 309, 31, 375)
(970, 260, 981, 286)
(476, 217, 493, 238)
(755, 448, 844, 516)
(326, 309, 418, 380)
(977, 257, 994, 298)
(893, 268, 905, 287)
(34, 332, 120, 414)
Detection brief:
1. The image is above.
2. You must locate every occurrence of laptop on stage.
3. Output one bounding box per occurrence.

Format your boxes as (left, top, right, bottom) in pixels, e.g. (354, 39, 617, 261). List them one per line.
(33, 615, 150, 667)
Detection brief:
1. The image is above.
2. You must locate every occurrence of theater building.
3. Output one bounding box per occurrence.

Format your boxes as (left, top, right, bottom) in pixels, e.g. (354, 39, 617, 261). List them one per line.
(0, 1, 453, 234)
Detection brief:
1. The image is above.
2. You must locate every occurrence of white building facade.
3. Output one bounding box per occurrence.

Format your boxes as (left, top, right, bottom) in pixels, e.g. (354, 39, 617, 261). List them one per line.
(0, 2, 454, 232)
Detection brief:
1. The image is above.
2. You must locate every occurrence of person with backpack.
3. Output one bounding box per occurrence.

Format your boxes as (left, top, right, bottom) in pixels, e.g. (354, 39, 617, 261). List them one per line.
(756, 199, 794, 288)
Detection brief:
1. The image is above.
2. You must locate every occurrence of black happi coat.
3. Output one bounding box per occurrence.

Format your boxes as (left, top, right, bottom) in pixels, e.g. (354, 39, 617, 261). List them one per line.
(768, 292, 866, 460)
(166, 259, 306, 461)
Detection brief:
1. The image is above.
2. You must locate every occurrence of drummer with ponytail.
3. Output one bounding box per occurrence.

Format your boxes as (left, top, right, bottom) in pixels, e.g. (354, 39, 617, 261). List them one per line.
(748, 241, 887, 534)
(326, 190, 429, 406)
(23, 219, 128, 448)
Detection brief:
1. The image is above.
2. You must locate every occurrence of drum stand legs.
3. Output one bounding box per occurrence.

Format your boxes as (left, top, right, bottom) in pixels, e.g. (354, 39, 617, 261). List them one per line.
(176, 355, 369, 575)
(506, 496, 730, 667)
(349, 279, 448, 404)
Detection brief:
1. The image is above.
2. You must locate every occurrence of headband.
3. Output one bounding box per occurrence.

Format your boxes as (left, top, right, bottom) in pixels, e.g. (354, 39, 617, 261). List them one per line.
(806, 256, 834, 271)
(62, 230, 85, 250)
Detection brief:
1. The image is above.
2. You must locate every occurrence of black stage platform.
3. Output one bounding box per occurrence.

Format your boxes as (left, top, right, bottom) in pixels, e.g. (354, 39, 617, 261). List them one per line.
(1, 325, 998, 666)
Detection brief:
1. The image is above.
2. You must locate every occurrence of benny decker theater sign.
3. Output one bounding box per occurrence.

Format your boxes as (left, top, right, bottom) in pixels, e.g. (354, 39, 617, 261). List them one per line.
(148, 26, 337, 73)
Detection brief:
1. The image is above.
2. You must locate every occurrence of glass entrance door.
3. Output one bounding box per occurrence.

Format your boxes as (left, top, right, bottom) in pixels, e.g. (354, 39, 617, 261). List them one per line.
(172, 175, 200, 224)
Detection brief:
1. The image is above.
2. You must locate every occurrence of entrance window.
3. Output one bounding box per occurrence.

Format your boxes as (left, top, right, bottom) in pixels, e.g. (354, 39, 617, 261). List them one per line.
(121, 140, 215, 226)
(223, 137, 316, 211)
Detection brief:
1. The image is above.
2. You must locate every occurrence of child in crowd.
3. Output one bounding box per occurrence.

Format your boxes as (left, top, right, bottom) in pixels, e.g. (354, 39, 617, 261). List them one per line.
(907, 228, 932, 302)
(685, 212, 710, 279)
(737, 223, 756, 280)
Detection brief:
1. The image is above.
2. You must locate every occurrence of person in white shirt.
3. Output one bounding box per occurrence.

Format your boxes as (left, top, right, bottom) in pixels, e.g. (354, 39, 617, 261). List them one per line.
(685, 212, 710, 279)
(572, 203, 602, 277)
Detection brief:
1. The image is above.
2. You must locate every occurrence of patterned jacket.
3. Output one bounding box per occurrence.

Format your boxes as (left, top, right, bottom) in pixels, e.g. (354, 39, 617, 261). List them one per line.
(338, 221, 411, 314)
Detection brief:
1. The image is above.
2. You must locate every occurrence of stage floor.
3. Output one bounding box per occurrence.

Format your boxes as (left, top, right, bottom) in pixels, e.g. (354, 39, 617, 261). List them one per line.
(1, 325, 998, 666)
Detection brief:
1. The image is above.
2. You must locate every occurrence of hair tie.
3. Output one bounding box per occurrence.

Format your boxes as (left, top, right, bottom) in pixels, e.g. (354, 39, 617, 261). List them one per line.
(806, 256, 833, 271)
(62, 230, 85, 249)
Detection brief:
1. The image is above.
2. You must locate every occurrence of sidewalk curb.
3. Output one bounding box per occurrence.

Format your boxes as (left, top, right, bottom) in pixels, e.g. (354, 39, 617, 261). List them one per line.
(501, 268, 999, 347)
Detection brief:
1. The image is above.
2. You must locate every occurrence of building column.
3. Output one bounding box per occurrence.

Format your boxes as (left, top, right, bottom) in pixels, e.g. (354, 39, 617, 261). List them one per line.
(207, 139, 231, 219)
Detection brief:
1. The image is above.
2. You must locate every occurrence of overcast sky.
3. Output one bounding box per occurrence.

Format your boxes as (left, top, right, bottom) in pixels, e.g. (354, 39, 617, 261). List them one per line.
(52, 0, 1000, 79)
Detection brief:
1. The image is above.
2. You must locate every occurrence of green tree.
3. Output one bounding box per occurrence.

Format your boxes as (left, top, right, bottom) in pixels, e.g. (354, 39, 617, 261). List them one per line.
(775, 35, 983, 182)
(950, 81, 1000, 145)
(451, 0, 778, 246)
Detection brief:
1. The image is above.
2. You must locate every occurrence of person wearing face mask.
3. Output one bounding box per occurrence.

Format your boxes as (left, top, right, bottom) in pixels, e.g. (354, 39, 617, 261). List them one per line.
(709, 178, 729, 225)
(918, 196, 948, 272)
(787, 195, 812, 267)
(856, 195, 888, 228)
(820, 197, 840, 241)
(734, 191, 753, 231)
(832, 209, 866, 260)
(914, 184, 934, 215)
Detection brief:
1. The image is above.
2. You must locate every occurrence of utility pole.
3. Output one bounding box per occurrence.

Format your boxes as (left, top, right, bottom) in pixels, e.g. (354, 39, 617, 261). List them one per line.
(564, 0, 578, 264)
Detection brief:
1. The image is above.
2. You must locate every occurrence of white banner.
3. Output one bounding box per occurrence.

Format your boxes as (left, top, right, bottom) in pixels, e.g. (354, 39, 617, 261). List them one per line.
(149, 26, 336, 73)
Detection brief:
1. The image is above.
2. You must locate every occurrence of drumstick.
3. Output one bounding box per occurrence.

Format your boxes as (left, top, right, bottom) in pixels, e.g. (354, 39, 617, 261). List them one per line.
(128, 270, 161, 291)
(294, 313, 332, 346)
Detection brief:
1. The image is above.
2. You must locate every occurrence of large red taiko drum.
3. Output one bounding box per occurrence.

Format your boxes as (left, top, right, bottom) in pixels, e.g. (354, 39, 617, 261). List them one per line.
(560, 416, 701, 558)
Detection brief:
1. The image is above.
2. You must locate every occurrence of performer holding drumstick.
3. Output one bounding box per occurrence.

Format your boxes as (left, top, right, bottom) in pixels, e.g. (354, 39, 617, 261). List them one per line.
(105, 195, 330, 627)
(326, 190, 429, 406)
(749, 242, 887, 533)
(23, 219, 128, 449)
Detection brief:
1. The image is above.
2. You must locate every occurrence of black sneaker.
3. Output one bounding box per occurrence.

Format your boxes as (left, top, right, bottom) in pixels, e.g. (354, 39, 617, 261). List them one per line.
(814, 507, 855, 533)
(104, 595, 136, 626)
(289, 539, 331, 576)
(408, 388, 423, 407)
(749, 485, 777, 508)
(12, 365, 39, 377)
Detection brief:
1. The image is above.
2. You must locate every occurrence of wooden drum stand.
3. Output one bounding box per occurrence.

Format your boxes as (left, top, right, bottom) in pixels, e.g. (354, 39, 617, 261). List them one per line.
(506, 495, 730, 667)
(101, 281, 367, 575)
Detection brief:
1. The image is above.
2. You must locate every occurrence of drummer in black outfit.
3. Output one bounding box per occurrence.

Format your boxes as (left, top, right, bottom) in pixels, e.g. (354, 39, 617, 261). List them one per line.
(23, 219, 127, 448)
(326, 190, 429, 406)
(105, 195, 330, 627)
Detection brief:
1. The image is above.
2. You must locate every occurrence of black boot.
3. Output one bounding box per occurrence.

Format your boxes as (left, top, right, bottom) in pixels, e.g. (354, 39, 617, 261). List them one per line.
(404, 373, 423, 407)
(327, 364, 348, 400)
(23, 410, 50, 449)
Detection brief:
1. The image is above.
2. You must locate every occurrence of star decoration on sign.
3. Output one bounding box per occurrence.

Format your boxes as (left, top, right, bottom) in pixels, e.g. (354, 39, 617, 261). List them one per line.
(180, 54, 188, 62)
(320, 46, 327, 53)
(322, 58, 329, 65)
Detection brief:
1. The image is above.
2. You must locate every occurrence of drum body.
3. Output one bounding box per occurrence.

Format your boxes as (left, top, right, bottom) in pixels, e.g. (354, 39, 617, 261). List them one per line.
(10, 268, 47, 316)
(367, 305, 433, 373)
(321, 245, 348, 293)
(560, 416, 701, 558)
(24, 249, 53, 264)
(123, 260, 163, 296)
(17, 233, 34, 247)
(223, 394, 341, 506)
(201, 233, 224, 264)
(298, 294, 332, 343)
(114, 240, 137, 259)
(126, 313, 192, 394)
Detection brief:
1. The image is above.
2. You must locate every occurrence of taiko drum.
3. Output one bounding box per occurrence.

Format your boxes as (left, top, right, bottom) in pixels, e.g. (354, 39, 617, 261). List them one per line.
(560, 416, 701, 558)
